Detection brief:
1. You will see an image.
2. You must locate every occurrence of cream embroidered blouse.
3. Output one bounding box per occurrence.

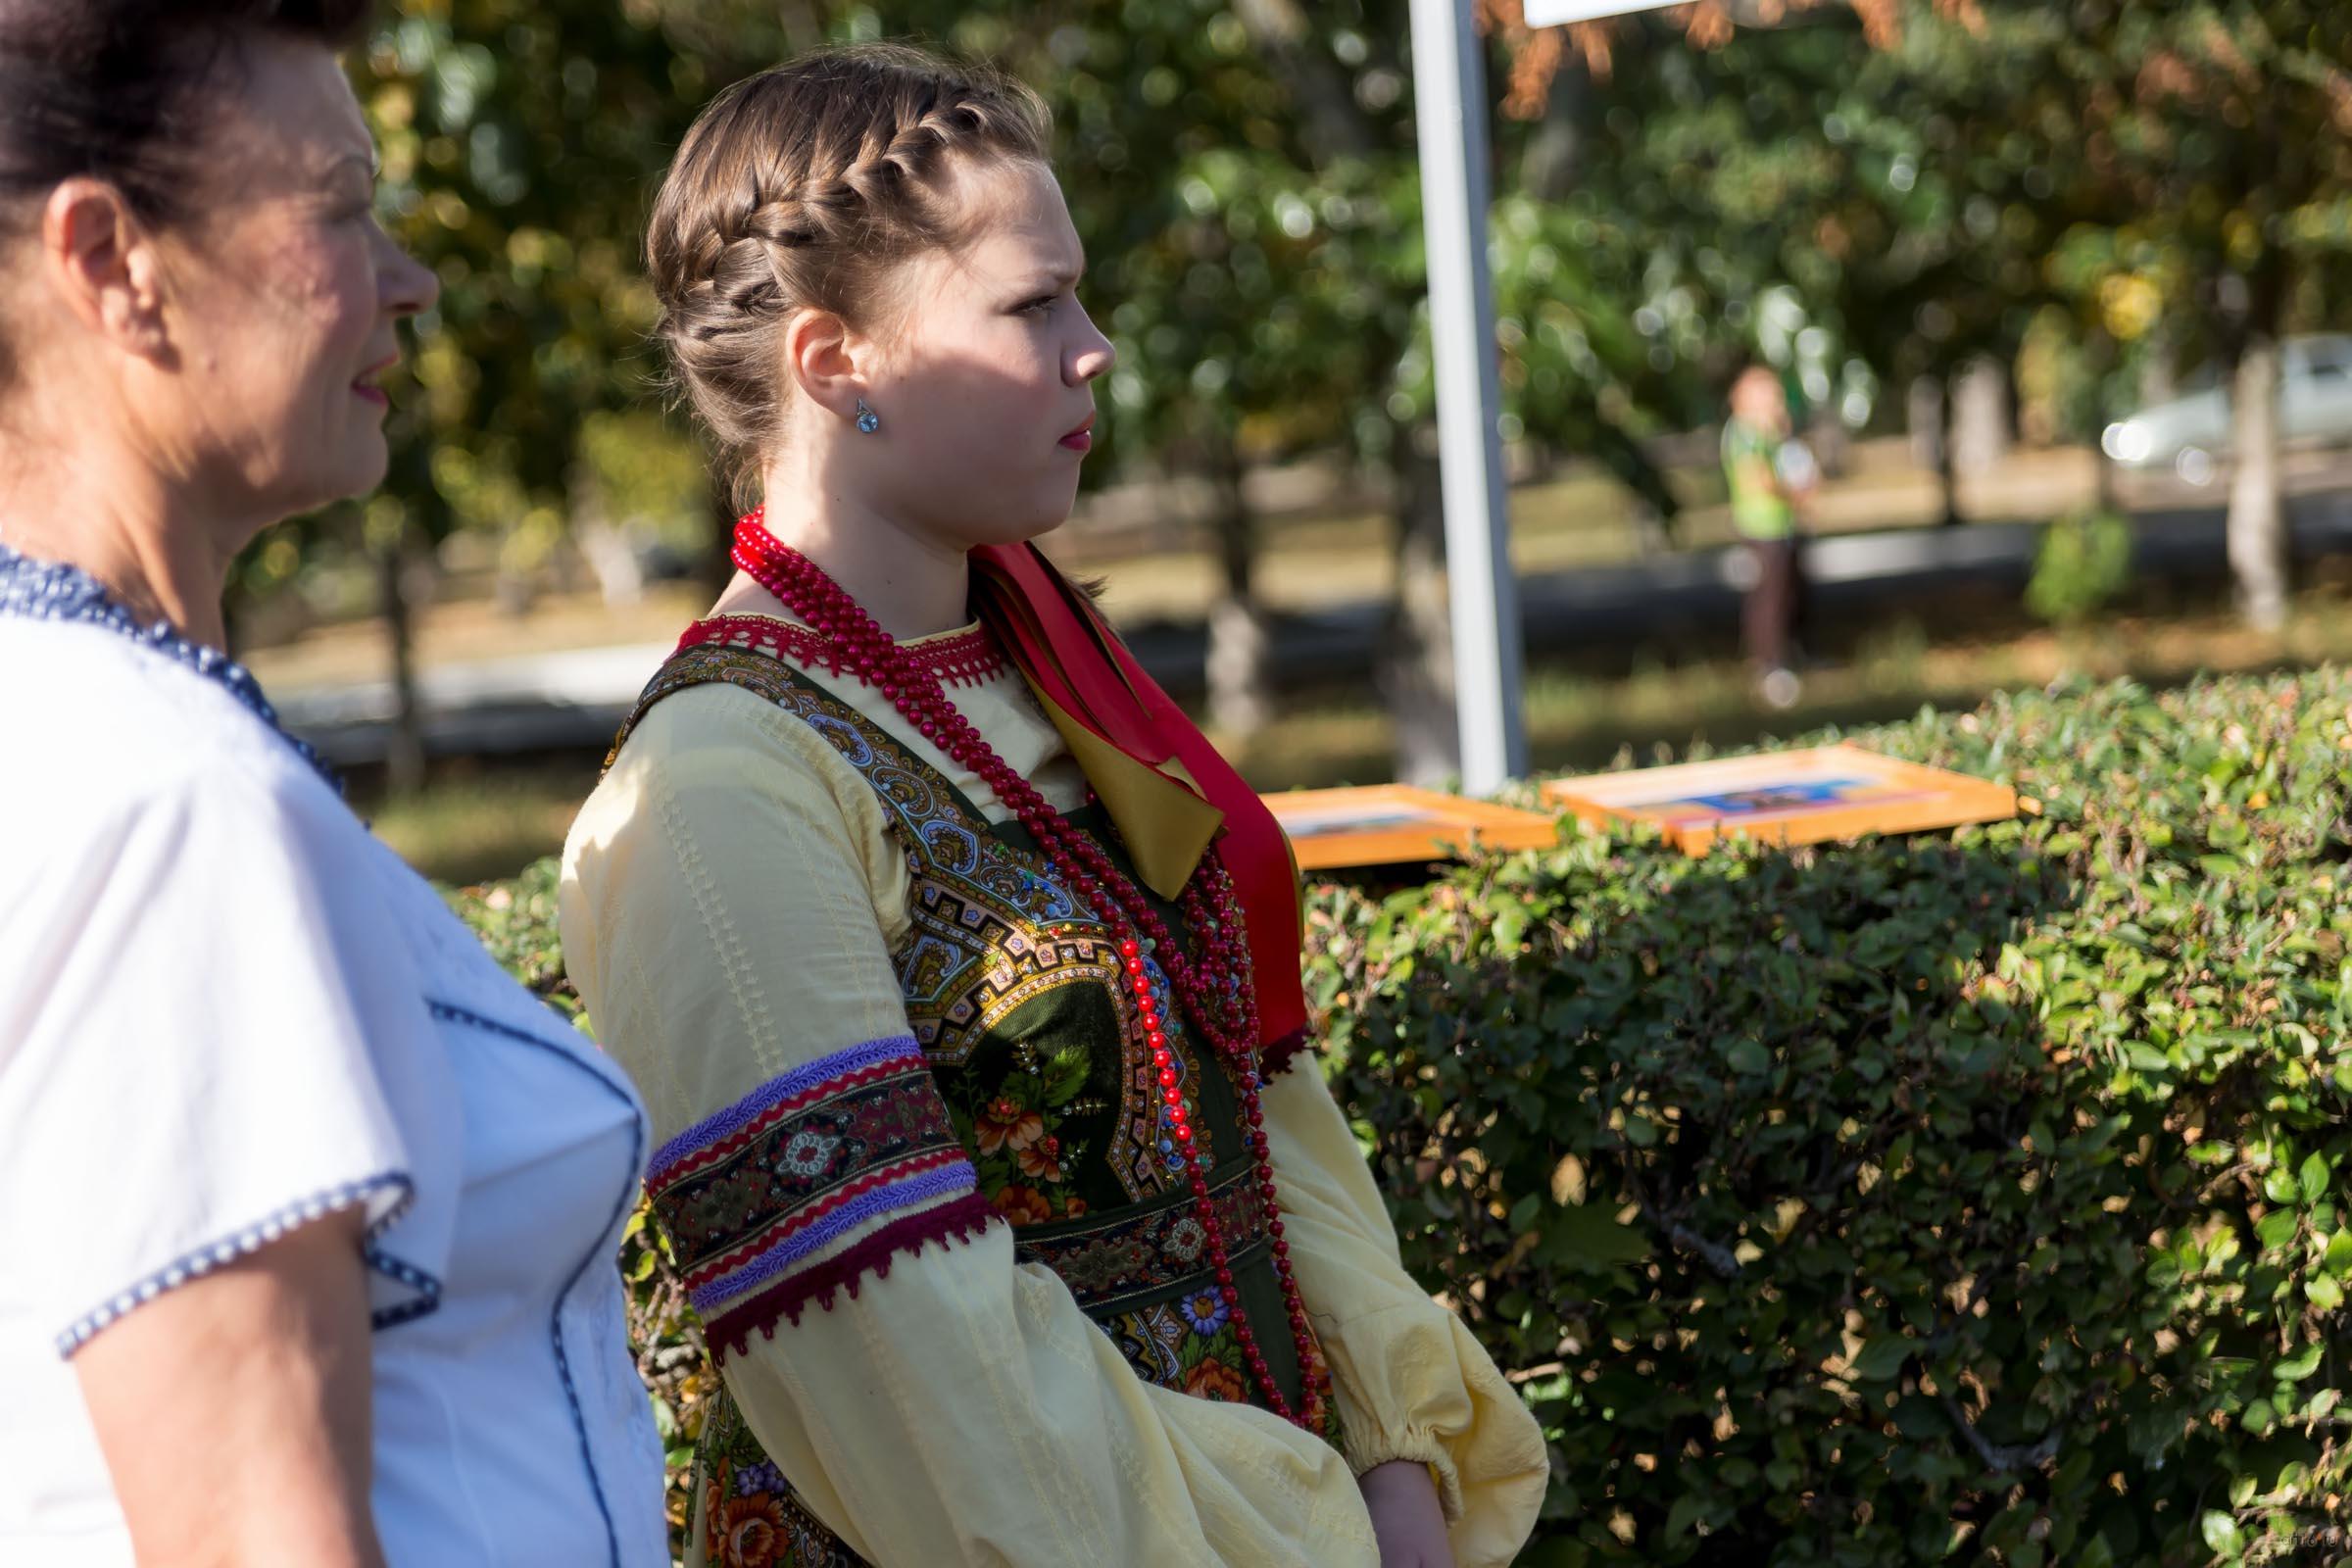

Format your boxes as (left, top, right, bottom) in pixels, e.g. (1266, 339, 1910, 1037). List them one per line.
(560, 616, 1545, 1568)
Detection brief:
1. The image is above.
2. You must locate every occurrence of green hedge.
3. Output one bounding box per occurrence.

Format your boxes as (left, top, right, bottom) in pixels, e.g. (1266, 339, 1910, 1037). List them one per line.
(453, 670, 2352, 1567)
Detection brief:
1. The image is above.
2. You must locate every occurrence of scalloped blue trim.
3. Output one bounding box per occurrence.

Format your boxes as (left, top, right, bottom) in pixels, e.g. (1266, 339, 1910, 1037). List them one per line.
(427, 999, 643, 1568)
(55, 1170, 432, 1356)
(0, 544, 338, 789)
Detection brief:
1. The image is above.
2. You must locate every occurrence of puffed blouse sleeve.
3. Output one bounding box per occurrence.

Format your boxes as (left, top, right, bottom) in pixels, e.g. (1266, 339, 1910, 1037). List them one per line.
(1, 755, 451, 1355)
(559, 685, 1382, 1568)
(1259, 1057, 1550, 1567)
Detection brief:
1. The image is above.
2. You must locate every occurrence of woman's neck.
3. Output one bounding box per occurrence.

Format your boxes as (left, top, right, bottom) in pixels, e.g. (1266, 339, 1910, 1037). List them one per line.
(734, 476, 973, 642)
(0, 444, 234, 650)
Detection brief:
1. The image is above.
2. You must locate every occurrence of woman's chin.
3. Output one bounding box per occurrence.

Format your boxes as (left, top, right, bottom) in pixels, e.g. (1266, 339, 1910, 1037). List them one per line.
(327, 432, 394, 506)
(261, 448, 390, 529)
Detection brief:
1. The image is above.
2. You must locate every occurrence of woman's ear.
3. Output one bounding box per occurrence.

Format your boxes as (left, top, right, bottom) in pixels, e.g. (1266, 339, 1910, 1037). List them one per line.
(41, 178, 172, 361)
(780, 306, 866, 425)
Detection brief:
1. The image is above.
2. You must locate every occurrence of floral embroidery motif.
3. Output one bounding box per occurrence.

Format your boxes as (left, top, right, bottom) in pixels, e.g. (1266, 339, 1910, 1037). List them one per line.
(1178, 1288, 1231, 1336)
(974, 1096, 1043, 1154)
(779, 1131, 842, 1178)
(613, 646, 1345, 1568)
(646, 1035, 1000, 1354)
(696, 1393, 864, 1568)
(993, 1186, 1055, 1226)
(1012, 1164, 1272, 1314)
(1183, 1356, 1250, 1403)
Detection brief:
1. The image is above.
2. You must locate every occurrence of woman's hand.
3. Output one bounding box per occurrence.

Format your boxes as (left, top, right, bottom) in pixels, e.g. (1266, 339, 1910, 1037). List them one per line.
(1357, 1458, 1455, 1568)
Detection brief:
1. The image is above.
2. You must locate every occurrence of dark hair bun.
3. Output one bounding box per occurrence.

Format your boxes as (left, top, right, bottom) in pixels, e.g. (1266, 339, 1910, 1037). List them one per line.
(0, 0, 373, 228)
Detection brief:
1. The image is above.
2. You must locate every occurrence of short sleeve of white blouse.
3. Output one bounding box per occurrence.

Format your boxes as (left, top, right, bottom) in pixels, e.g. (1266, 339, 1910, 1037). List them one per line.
(0, 631, 452, 1354)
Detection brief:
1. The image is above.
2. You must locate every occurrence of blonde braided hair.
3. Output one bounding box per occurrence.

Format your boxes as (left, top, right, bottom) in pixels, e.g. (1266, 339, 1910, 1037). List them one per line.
(647, 43, 1053, 504)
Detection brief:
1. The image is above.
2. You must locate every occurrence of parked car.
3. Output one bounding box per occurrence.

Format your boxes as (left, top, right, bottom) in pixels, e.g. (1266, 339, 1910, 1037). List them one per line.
(2101, 333, 2352, 484)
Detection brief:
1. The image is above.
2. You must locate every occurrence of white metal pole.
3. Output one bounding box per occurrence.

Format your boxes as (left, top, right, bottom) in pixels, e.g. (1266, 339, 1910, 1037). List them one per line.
(1409, 0, 1527, 794)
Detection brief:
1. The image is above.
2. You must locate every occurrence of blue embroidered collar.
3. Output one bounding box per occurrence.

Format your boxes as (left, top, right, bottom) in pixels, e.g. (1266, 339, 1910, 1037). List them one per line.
(0, 544, 339, 789)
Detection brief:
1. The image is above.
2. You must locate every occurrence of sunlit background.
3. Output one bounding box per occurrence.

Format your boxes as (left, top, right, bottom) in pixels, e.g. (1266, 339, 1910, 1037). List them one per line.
(230, 0, 2352, 885)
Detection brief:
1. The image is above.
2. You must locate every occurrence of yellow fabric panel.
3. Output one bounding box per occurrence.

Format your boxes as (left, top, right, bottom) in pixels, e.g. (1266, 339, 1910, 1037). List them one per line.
(560, 627, 1543, 1567)
(1027, 682, 1222, 903)
(1258, 1064, 1550, 1568)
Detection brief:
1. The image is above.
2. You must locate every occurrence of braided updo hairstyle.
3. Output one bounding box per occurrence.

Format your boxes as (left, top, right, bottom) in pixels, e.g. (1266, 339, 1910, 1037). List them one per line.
(647, 43, 1054, 504)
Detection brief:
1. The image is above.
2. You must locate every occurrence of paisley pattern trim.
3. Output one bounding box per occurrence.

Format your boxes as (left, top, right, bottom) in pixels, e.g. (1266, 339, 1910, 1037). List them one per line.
(612, 646, 1191, 1200)
(645, 1036, 1002, 1355)
(1013, 1159, 1273, 1315)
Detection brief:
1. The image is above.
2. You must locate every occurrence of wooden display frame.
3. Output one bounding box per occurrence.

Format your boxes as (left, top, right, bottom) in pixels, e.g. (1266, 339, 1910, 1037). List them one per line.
(1262, 784, 1563, 871)
(1542, 744, 2025, 855)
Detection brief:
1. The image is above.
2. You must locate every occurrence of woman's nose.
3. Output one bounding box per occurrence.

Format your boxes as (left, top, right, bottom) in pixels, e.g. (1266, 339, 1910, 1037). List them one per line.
(382, 235, 439, 319)
(1067, 311, 1116, 385)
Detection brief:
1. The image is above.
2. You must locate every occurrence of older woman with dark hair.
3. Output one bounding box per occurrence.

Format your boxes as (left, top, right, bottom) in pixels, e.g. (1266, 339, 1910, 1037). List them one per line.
(0, 5, 667, 1564)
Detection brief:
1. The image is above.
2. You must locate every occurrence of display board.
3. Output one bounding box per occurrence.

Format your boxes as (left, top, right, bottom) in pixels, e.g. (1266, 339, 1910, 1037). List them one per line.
(1543, 745, 2026, 855)
(1263, 784, 1563, 871)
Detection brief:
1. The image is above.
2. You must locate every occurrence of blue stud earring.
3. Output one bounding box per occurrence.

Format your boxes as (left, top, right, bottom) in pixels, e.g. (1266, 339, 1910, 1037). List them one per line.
(855, 397, 880, 434)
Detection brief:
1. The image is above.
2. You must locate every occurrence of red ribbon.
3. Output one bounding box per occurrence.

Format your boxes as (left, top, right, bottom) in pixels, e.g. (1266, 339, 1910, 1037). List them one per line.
(969, 543, 1310, 1058)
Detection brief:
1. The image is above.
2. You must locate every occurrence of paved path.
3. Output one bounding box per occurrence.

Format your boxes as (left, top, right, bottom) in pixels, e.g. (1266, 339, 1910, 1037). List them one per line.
(279, 490, 2352, 766)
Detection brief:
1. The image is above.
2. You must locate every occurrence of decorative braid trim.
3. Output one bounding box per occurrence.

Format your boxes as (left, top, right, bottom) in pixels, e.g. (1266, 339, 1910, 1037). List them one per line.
(706, 1198, 1003, 1356)
(1261, 1026, 1317, 1080)
(677, 613, 1007, 689)
(649, 1036, 921, 1186)
(682, 1147, 973, 1293)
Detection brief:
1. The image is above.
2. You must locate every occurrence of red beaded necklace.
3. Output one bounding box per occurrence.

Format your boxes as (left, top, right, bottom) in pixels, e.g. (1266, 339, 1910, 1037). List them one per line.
(731, 511, 1329, 1434)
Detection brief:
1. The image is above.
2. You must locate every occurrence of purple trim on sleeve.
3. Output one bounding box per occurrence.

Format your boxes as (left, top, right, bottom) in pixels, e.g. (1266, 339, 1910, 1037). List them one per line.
(689, 1160, 980, 1314)
(648, 1034, 923, 1179)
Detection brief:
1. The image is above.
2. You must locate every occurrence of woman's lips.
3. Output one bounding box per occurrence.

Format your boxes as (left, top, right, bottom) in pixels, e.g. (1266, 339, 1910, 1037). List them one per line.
(1059, 414, 1096, 452)
(353, 357, 398, 408)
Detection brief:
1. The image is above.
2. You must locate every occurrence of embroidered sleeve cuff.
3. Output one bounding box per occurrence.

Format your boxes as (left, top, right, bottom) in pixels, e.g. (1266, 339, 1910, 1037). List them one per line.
(647, 1036, 1001, 1356)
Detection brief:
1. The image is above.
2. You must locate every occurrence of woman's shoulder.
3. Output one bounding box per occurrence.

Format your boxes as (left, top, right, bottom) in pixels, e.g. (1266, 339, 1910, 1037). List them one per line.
(561, 660, 913, 956)
(0, 617, 355, 854)
(595, 664, 879, 815)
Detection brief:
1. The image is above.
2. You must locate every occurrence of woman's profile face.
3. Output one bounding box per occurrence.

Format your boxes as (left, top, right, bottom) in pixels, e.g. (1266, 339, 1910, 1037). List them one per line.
(855, 159, 1115, 549)
(159, 33, 436, 524)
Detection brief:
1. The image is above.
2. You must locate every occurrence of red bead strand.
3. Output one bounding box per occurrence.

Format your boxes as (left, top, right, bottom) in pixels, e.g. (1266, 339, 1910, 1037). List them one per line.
(730, 511, 1328, 1434)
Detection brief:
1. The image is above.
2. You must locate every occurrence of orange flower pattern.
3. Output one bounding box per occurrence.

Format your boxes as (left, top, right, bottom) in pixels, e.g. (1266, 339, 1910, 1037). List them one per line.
(616, 653, 1345, 1568)
(973, 1095, 1044, 1154)
(1183, 1355, 1250, 1403)
(991, 1184, 1055, 1227)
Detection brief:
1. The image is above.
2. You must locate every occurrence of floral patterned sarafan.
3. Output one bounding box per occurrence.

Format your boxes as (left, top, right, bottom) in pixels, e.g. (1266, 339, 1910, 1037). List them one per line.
(614, 643, 1341, 1568)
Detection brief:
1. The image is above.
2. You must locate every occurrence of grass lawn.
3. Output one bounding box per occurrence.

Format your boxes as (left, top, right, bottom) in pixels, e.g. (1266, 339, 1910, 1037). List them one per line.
(371, 578, 2352, 887)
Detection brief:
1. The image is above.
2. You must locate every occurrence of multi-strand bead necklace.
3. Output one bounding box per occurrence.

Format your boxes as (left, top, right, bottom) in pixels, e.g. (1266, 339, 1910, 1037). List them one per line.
(730, 511, 1329, 1434)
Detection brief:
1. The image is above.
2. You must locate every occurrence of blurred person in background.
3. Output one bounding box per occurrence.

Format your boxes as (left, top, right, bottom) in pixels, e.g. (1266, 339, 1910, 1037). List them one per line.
(562, 42, 1545, 1568)
(1723, 363, 1818, 710)
(0, 4, 667, 1561)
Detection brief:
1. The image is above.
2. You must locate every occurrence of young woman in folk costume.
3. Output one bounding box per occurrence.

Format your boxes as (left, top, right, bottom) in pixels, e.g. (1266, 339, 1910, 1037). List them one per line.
(560, 44, 1544, 1568)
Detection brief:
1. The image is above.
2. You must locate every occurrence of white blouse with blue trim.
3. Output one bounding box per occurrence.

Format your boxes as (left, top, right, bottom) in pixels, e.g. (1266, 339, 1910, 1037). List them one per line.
(0, 616, 668, 1566)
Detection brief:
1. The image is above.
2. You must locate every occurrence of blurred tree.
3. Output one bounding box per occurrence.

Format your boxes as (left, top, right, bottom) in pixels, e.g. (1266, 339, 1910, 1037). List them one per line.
(2010, 0, 2352, 630)
(1500, 0, 2059, 531)
(270, 0, 2166, 793)
(332, 1, 749, 786)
